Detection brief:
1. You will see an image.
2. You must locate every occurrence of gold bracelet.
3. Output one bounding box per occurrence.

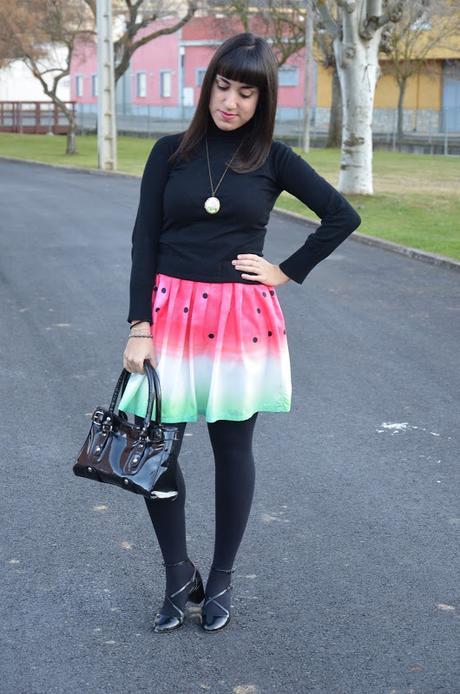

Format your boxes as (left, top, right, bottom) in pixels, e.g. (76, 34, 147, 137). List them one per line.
(128, 334, 152, 339)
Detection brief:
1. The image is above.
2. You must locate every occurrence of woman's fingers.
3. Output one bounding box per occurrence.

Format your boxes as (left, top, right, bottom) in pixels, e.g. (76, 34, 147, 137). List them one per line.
(233, 254, 280, 283)
(123, 339, 158, 373)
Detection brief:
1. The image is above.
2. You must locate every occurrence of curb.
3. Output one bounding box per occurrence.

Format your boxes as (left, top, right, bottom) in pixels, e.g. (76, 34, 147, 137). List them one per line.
(2, 155, 459, 273)
(272, 208, 460, 273)
(0, 155, 140, 180)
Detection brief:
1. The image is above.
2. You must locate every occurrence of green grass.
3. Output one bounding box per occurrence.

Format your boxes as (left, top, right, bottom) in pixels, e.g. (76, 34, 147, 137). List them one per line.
(277, 146, 460, 259)
(0, 132, 151, 173)
(1, 132, 459, 260)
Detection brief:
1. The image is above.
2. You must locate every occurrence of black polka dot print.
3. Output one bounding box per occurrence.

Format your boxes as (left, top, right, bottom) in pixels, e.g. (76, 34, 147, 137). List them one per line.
(150, 279, 286, 353)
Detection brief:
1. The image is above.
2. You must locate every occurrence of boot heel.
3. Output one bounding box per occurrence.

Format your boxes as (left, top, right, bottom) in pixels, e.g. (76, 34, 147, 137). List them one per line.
(188, 571, 205, 604)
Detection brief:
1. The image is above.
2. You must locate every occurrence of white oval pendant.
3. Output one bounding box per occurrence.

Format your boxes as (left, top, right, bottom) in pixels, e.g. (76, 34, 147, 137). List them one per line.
(204, 196, 220, 214)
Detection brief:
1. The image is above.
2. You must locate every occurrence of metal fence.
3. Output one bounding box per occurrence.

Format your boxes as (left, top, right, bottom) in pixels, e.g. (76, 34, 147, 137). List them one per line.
(1, 101, 459, 155)
(0, 101, 76, 134)
(75, 103, 460, 155)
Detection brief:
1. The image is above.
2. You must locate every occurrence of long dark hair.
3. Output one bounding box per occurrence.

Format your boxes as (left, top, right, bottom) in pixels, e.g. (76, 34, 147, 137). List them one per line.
(169, 32, 278, 173)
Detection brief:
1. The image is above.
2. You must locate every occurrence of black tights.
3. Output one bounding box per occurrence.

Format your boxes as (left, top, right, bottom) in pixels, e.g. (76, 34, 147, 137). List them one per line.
(136, 412, 258, 618)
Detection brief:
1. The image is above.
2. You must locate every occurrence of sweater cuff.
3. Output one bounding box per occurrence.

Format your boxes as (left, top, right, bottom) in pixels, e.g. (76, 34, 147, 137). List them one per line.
(127, 281, 155, 324)
(278, 257, 315, 284)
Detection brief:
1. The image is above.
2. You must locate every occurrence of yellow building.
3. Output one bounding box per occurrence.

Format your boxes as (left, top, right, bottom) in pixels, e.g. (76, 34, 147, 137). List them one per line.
(315, 26, 460, 133)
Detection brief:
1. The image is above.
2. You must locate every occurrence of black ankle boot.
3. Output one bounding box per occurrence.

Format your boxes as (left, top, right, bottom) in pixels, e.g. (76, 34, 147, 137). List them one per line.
(200, 565, 235, 632)
(153, 558, 205, 633)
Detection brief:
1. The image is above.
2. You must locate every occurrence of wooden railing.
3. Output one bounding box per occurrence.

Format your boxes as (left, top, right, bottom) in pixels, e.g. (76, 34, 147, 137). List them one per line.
(0, 101, 76, 134)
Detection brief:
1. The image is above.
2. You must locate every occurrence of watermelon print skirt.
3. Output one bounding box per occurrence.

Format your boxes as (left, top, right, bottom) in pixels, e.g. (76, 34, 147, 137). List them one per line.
(118, 273, 292, 423)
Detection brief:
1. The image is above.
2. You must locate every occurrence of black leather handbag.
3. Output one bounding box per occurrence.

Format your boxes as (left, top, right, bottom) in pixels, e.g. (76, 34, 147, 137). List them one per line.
(73, 360, 181, 501)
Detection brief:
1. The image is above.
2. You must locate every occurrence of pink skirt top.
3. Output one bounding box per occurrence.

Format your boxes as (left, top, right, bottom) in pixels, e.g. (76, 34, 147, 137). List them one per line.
(118, 273, 292, 423)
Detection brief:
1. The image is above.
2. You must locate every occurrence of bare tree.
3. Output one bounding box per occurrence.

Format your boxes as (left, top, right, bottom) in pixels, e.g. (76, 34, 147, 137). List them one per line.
(83, 0, 198, 83)
(0, 0, 198, 153)
(0, 0, 94, 154)
(207, 1, 306, 67)
(208, 1, 347, 148)
(302, 0, 314, 151)
(316, 0, 405, 195)
(313, 0, 342, 147)
(379, 0, 460, 142)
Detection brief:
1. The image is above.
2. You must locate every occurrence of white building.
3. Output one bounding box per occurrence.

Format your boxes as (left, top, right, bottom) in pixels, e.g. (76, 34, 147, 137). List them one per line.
(0, 45, 70, 101)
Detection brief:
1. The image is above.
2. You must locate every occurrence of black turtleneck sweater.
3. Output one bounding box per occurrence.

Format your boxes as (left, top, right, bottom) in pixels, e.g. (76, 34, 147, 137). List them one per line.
(128, 117, 362, 324)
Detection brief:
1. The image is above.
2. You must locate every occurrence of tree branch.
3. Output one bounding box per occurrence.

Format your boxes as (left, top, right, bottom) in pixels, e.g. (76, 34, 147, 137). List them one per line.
(317, 0, 339, 38)
(335, 0, 356, 11)
(114, 1, 197, 82)
(376, 0, 404, 28)
(335, 0, 357, 47)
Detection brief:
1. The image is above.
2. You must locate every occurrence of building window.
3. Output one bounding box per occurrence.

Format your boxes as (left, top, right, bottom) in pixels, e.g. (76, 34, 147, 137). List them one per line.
(160, 71, 172, 98)
(278, 66, 299, 87)
(91, 74, 98, 97)
(196, 68, 207, 86)
(136, 72, 147, 97)
(76, 75, 83, 97)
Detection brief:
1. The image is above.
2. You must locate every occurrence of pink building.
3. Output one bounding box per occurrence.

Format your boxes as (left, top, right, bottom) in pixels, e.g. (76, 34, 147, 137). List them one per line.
(70, 16, 316, 121)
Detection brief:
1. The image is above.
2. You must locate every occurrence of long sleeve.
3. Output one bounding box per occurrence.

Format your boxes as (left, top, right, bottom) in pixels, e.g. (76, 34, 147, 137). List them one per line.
(272, 142, 362, 284)
(127, 135, 178, 324)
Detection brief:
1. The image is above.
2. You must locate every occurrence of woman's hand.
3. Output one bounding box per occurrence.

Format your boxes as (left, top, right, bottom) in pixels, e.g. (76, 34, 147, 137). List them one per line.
(232, 254, 291, 286)
(123, 322, 158, 373)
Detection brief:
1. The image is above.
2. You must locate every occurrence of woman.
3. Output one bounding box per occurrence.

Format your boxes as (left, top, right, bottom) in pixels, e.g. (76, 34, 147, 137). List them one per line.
(119, 32, 361, 634)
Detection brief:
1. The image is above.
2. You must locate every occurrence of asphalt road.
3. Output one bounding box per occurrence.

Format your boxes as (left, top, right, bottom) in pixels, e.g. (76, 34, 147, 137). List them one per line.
(0, 159, 459, 694)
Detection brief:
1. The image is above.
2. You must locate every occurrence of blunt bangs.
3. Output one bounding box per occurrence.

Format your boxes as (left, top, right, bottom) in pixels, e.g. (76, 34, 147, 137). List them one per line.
(216, 46, 268, 91)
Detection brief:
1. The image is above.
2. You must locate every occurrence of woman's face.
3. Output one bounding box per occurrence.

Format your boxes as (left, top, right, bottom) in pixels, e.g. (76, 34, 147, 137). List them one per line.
(209, 73, 260, 131)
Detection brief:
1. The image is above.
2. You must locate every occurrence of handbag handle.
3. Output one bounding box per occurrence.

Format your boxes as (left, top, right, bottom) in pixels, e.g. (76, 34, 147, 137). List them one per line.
(109, 360, 162, 430)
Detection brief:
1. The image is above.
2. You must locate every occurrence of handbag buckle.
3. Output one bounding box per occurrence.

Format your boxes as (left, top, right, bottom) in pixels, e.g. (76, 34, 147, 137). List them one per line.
(92, 409, 105, 424)
(92, 409, 114, 434)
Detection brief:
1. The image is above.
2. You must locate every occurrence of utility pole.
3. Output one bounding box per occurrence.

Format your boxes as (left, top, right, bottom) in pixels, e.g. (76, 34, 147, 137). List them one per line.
(302, 0, 314, 152)
(96, 0, 117, 170)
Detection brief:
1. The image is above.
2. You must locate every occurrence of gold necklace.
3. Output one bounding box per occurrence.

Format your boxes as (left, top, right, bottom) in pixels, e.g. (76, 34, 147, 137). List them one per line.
(204, 138, 242, 215)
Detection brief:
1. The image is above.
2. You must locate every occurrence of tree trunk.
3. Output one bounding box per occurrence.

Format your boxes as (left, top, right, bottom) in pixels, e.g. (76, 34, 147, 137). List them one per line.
(396, 77, 407, 145)
(326, 65, 342, 148)
(66, 113, 77, 155)
(302, 0, 314, 152)
(334, 29, 381, 195)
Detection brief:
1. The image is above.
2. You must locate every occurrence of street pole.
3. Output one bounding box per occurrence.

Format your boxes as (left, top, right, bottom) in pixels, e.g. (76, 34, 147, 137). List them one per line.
(302, 0, 314, 153)
(96, 0, 117, 170)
